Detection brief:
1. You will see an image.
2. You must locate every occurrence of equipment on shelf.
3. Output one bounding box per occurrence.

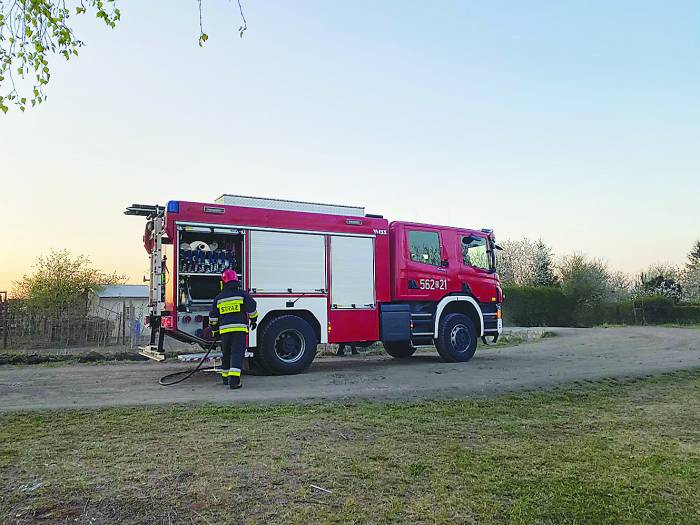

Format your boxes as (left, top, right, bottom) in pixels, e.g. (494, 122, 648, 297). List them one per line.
(179, 240, 238, 274)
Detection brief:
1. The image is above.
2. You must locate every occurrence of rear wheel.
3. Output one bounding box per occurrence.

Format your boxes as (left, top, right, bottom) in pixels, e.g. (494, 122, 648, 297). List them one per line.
(383, 341, 416, 358)
(257, 315, 318, 374)
(435, 313, 478, 362)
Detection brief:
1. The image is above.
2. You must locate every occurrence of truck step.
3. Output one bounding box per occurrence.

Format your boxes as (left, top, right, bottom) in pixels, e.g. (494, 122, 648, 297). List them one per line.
(139, 346, 166, 362)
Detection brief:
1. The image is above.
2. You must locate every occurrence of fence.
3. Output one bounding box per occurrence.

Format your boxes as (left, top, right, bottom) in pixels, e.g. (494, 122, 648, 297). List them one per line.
(0, 297, 148, 350)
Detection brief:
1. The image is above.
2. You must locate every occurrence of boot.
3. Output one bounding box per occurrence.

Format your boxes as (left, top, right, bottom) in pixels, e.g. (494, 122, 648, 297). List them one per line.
(229, 375, 242, 390)
(220, 371, 229, 386)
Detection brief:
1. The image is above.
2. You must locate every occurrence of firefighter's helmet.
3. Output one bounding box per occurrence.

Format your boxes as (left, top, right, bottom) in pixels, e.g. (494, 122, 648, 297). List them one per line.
(221, 269, 238, 283)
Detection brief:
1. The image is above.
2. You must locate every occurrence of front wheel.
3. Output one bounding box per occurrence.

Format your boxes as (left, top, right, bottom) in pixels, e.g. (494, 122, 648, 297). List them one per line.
(435, 313, 478, 362)
(257, 315, 318, 374)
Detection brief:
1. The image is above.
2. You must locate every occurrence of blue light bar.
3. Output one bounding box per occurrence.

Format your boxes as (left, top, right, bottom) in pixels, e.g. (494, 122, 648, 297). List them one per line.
(167, 201, 180, 213)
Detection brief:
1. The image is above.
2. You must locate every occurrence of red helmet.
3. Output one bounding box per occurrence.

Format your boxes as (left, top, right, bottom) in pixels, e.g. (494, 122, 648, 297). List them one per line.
(221, 269, 238, 283)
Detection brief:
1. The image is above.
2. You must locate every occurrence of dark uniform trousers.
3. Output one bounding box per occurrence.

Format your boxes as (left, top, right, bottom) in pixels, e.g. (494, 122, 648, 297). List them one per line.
(221, 332, 247, 377)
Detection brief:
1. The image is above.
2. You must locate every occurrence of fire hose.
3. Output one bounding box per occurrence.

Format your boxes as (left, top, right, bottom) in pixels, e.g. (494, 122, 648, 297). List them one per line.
(158, 341, 219, 386)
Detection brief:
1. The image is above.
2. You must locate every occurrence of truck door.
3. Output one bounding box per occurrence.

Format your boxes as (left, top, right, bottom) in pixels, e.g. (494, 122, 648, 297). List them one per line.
(457, 232, 497, 303)
(402, 227, 450, 301)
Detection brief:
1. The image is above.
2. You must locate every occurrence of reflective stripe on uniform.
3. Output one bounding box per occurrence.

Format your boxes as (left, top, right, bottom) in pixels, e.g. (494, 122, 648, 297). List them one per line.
(219, 323, 248, 334)
(225, 368, 241, 377)
(248, 310, 259, 319)
(218, 298, 244, 306)
(209, 317, 219, 325)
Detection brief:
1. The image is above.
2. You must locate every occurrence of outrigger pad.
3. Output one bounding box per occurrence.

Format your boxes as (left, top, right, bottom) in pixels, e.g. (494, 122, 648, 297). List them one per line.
(139, 346, 166, 361)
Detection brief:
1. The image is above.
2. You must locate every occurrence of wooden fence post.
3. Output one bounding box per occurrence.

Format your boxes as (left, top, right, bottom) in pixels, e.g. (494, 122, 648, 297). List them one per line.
(129, 301, 135, 349)
(121, 301, 126, 346)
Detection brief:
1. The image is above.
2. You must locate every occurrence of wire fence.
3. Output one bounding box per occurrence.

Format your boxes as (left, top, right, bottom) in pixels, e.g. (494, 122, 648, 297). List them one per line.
(0, 296, 149, 350)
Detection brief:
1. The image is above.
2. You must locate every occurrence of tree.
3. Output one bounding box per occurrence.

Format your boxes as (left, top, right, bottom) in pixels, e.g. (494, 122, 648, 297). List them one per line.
(531, 239, 559, 287)
(686, 239, 700, 271)
(681, 240, 700, 302)
(634, 264, 683, 303)
(496, 238, 538, 286)
(0, 0, 246, 113)
(558, 254, 612, 307)
(12, 249, 126, 310)
(557, 254, 619, 325)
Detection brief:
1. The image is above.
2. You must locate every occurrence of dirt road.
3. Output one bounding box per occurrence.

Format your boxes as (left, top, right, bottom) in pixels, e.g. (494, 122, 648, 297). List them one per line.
(1, 327, 698, 411)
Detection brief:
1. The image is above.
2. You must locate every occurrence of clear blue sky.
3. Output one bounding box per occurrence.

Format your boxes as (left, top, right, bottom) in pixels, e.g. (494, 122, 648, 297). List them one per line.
(1, 0, 699, 289)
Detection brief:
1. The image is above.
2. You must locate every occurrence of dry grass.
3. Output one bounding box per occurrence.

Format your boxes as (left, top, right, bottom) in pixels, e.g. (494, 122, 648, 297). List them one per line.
(1, 369, 699, 524)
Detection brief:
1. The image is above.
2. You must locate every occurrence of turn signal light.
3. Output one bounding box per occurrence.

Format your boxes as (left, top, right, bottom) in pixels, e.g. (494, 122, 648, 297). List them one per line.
(161, 316, 174, 329)
(496, 309, 502, 319)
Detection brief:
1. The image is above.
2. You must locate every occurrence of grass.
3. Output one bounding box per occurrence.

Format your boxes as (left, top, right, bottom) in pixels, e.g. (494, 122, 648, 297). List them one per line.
(1, 370, 699, 524)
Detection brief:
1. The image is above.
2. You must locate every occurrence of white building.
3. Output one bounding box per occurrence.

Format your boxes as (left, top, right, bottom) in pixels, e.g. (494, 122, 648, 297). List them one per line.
(88, 285, 149, 337)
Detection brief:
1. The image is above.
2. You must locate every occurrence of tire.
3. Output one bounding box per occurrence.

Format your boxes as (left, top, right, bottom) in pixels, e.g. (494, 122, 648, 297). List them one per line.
(435, 313, 478, 363)
(383, 341, 416, 358)
(257, 315, 318, 374)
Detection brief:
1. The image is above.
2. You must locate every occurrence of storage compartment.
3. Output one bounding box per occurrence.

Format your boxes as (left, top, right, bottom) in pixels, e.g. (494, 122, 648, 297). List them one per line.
(249, 230, 326, 293)
(330, 235, 375, 308)
(176, 225, 245, 314)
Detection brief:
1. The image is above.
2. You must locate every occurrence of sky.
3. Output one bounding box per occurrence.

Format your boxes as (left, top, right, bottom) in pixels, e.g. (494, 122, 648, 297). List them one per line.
(1, 0, 699, 291)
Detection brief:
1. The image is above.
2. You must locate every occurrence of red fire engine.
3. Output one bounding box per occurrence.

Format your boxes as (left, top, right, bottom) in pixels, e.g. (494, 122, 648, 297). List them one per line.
(126, 195, 503, 374)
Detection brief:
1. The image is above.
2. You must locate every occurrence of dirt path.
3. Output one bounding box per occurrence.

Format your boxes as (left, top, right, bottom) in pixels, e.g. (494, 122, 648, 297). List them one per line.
(1, 327, 698, 411)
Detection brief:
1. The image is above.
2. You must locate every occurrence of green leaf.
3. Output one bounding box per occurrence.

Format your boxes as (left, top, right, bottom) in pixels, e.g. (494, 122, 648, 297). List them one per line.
(0, 105, 8, 114)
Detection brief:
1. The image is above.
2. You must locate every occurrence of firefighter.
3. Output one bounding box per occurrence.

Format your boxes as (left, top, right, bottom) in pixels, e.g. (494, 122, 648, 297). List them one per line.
(208, 269, 258, 389)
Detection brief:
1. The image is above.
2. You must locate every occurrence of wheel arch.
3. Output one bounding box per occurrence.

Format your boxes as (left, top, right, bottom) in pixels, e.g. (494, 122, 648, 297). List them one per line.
(433, 296, 484, 338)
(258, 310, 322, 345)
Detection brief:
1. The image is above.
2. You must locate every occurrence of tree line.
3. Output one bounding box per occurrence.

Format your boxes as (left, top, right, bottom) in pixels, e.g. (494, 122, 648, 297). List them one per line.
(497, 238, 700, 304)
(496, 238, 700, 326)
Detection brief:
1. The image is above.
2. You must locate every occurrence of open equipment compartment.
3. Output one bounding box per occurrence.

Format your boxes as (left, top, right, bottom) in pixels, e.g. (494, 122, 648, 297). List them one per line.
(176, 224, 245, 338)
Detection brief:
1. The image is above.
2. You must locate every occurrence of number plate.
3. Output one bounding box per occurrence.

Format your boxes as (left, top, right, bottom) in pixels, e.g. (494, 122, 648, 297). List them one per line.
(417, 278, 447, 290)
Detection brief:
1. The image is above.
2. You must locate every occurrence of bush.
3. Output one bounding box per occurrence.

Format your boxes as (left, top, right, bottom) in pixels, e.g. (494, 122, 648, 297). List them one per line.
(612, 296, 675, 325)
(502, 288, 700, 327)
(503, 286, 573, 327)
(671, 304, 700, 325)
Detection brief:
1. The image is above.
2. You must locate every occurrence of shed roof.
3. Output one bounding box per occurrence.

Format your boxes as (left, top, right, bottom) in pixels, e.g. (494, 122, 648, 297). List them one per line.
(94, 284, 148, 298)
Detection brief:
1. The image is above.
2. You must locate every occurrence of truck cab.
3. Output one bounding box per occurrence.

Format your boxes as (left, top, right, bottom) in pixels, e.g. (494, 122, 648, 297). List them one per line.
(377, 222, 502, 362)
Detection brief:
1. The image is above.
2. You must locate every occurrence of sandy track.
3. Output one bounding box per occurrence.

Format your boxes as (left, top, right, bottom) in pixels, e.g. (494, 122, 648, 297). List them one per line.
(1, 327, 698, 411)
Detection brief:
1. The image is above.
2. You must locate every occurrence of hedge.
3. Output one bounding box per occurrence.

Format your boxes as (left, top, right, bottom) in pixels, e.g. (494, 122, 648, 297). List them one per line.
(670, 304, 700, 325)
(502, 287, 700, 327)
(502, 286, 573, 326)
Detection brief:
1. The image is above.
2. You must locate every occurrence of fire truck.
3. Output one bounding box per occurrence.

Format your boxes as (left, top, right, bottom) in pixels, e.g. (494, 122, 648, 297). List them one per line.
(125, 195, 503, 374)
